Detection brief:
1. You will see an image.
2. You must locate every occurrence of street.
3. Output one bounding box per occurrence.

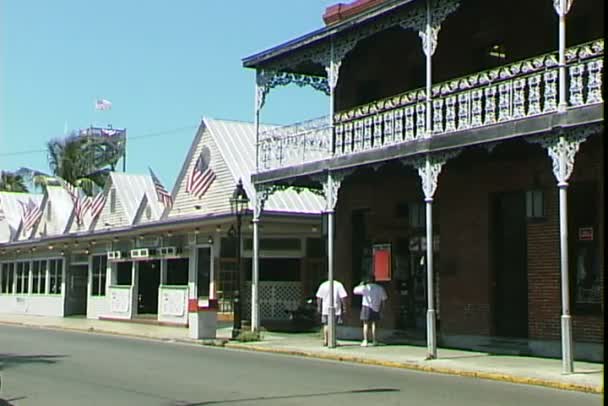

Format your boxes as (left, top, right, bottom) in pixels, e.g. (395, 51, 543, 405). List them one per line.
(0, 325, 602, 406)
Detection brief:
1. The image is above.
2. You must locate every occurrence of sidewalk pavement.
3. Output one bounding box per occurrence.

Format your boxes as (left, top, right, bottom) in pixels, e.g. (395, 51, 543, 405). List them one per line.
(0, 314, 603, 394)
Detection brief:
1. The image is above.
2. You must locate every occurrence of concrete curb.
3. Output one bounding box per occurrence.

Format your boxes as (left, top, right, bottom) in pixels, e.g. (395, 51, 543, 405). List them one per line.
(223, 342, 604, 395)
(2, 320, 602, 394)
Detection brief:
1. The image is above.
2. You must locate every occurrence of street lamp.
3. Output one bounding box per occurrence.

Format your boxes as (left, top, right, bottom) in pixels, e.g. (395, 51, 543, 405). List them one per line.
(229, 179, 249, 339)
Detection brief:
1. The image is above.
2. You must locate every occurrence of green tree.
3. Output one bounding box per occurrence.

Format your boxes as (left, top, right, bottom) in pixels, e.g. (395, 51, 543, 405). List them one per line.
(0, 171, 29, 192)
(46, 133, 111, 195)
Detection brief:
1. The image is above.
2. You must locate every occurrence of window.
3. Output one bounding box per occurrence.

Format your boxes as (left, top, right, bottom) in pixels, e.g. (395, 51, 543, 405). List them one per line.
(32, 261, 41, 294)
(15, 262, 29, 294)
(1, 263, 14, 294)
(49, 259, 63, 294)
(91, 255, 107, 296)
(526, 190, 545, 219)
(116, 261, 132, 285)
(167, 258, 189, 286)
(31, 260, 48, 294)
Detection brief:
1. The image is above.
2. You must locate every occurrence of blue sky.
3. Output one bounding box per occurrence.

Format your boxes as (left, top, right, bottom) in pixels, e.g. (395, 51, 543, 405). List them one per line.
(0, 0, 336, 188)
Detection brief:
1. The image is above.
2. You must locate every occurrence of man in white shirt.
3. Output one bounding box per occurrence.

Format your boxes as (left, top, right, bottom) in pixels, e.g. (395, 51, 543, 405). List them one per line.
(315, 279, 348, 346)
(353, 275, 388, 346)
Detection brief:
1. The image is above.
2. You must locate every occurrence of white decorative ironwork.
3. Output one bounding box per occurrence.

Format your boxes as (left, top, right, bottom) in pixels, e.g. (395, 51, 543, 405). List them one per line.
(498, 82, 512, 122)
(255, 40, 603, 173)
(432, 99, 444, 133)
(457, 92, 470, 129)
(383, 111, 395, 144)
(587, 59, 603, 104)
(373, 115, 383, 146)
(416, 103, 426, 138)
(527, 74, 542, 115)
(528, 124, 603, 184)
(512, 78, 526, 118)
(256, 70, 329, 112)
(470, 89, 483, 127)
(484, 86, 497, 124)
(363, 117, 373, 150)
(543, 70, 558, 112)
(322, 171, 350, 212)
(568, 63, 585, 106)
(553, 0, 574, 16)
(252, 185, 276, 220)
(419, 25, 441, 57)
(444, 95, 457, 131)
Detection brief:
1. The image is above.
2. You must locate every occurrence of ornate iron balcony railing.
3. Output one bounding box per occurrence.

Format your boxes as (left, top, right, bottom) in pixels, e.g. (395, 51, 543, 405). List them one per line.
(257, 39, 603, 172)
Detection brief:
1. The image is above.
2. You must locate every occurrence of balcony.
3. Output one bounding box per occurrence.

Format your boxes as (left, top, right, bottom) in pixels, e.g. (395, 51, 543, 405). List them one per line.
(256, 39, 603, 174)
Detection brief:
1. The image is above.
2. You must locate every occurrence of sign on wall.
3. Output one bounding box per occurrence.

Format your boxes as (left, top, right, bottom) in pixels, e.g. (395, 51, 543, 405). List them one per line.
(373, 244, 391, 282)
(161, 289, 186, 316)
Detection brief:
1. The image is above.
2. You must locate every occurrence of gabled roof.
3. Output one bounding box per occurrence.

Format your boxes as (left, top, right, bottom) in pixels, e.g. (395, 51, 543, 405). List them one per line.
(32, 186, 74, 238)
(133, 192, 164, 224)
(0, 192, 43, 242)
(91, 172, 163, 229)
(203, 118, 325, 214)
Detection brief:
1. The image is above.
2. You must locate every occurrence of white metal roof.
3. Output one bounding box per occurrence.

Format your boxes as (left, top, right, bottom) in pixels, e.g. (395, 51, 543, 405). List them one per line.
(110, 172, 164, 224)
(39, 186, 74, 236)
(204, 117, 325, 214)
(0, 192, 43, 242)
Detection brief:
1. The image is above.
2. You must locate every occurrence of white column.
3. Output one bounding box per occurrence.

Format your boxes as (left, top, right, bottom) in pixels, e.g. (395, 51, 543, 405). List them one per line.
(416, 156, 444, 360)
(45, 260, 51, 294)
(554, 0, 573, 112)
(251, 217, 260, 331)
(323, 171, 342, 348)
(131, 261, 138, 318)
(419, 0, 440, 138)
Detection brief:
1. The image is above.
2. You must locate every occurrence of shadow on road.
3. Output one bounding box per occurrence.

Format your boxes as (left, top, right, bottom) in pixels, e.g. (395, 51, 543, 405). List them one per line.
(0, 353, 68, 371)
(177, 387, 400, 405)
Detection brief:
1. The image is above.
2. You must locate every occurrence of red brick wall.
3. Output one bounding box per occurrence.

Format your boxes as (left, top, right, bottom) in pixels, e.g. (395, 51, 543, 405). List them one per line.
(333, 134, 603, 344)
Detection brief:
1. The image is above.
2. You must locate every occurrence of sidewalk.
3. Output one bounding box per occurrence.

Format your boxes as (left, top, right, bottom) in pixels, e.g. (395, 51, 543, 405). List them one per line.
(0, 314, 602, 394)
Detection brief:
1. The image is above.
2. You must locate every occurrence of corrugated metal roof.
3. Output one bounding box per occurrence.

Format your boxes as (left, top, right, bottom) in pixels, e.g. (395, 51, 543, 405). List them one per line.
(204, 118, 325, 214)
(0, 192, 43, 242)
(39, 186, 74, 236)
(110, 172, 163, 224)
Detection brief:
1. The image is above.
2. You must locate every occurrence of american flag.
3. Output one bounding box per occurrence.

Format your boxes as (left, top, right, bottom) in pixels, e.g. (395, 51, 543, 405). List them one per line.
(95, 99, 112, 111)
(61, 180, 89, 225)
(149, 168, 172, 209)
(19, 198, 42, 232)
(90, 192, 106, 220)
(186, 147, 216, 199)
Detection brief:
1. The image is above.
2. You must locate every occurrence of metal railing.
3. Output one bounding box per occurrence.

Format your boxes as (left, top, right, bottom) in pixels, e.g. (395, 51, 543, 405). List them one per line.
(256, 39, 603, 172)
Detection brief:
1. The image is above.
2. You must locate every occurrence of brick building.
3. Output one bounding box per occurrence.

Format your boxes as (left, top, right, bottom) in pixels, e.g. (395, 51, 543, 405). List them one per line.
(242, 0, 604, 366)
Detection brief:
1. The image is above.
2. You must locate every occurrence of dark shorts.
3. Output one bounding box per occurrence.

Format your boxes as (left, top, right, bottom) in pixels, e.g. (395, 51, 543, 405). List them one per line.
(360, 306, 380, 322)
(321, 315, 344, 325)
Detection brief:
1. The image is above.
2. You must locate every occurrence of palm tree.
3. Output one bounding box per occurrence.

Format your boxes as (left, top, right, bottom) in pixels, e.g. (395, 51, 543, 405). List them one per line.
(0, 171, 29, 192)
(46, 133, 105, 195)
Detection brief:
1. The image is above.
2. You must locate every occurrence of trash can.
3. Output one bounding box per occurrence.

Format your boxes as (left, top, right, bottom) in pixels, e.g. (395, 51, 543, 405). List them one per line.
(188, 298, 218, 339)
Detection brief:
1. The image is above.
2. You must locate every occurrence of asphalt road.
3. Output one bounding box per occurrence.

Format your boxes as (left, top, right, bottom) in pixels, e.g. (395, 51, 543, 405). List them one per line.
(0, 324, 602, 406)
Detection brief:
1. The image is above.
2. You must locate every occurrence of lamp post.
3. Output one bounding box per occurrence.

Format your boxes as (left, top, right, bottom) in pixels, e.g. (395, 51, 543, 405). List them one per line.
(229, 179, 249, 339)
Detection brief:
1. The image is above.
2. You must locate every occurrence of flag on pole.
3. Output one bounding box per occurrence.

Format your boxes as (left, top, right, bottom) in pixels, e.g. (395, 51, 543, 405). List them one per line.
(186, 147, 216, 199)
(95, 99, 112, 111)
(19, 199, 42, 232)
(90, 192, 106, 220)
(149, 168, 173, 209)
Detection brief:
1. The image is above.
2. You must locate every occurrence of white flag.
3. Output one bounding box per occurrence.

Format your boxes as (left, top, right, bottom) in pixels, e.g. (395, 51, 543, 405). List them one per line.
(95, 99, 112, 111)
